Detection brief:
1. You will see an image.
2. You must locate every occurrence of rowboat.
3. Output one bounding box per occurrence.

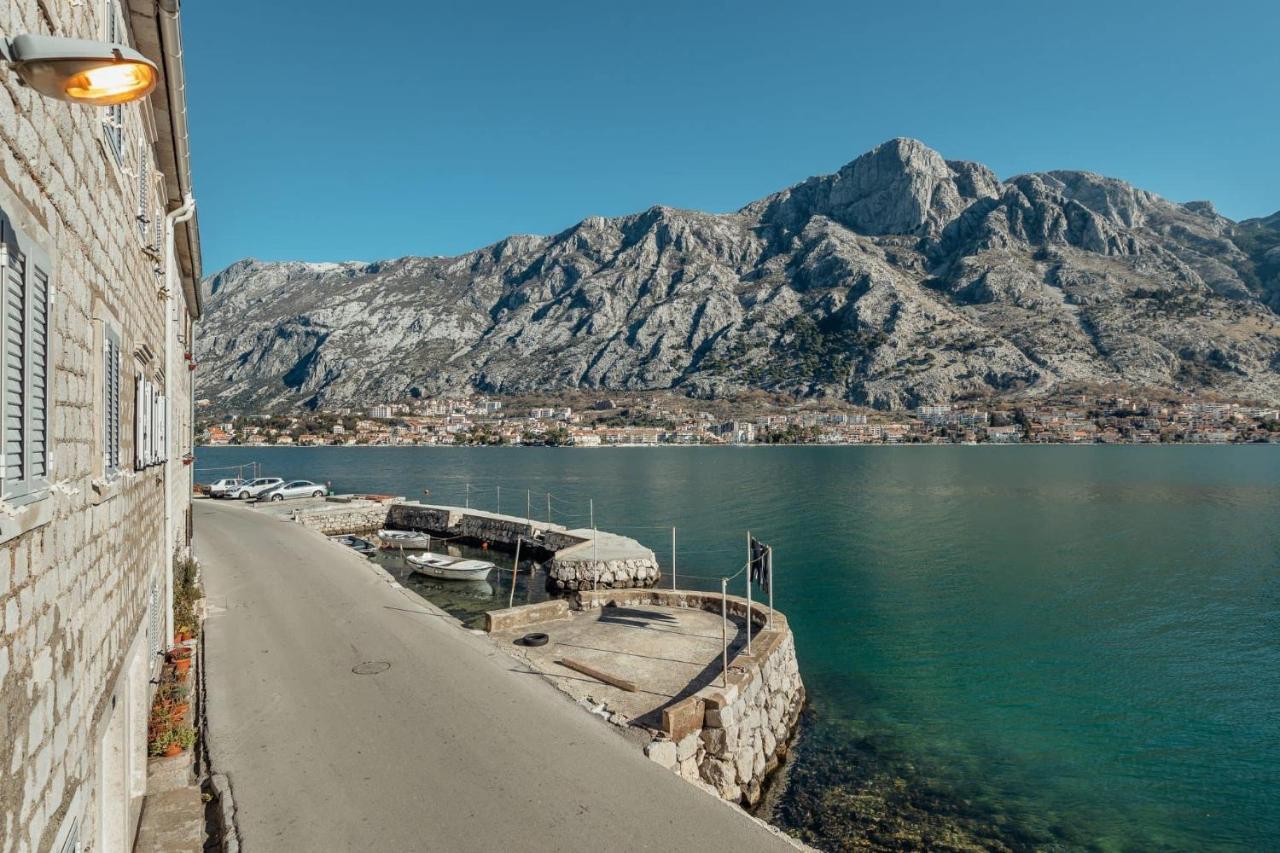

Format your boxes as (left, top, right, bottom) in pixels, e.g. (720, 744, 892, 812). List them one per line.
(376, 529, 433, 550)
(407, 552, 494, 581)
(330, 534, 376, 555)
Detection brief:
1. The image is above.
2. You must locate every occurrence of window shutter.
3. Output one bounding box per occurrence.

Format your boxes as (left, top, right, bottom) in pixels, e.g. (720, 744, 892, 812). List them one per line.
(104, 330, 120, 474)
(103, 1, 125, 165)
(157, 393, 167, 462)
(134, 372, 145, 470)
(3, 240, 26, 489)
(28, 258, 49, 483)
(137, 148, 150, 242)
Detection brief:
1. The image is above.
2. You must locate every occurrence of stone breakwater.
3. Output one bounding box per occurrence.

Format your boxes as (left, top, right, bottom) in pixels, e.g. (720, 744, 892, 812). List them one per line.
(580, 590, 804, 807)
(291, 499, 662, 589)
(491, 588, 805, 808)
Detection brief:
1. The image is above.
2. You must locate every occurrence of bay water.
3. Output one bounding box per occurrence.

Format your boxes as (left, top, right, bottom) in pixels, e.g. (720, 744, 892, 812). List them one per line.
(196, 446, 1279, 851)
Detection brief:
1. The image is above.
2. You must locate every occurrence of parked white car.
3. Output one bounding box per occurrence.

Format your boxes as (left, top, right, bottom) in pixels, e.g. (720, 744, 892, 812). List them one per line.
(208, 478, 244, 499)
(233, 477, 283, 500)
(259, 480, 329, 502)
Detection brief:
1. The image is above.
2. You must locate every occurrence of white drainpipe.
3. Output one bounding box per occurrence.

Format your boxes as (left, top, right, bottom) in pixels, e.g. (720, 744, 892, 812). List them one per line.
(163, 193, 195, 644)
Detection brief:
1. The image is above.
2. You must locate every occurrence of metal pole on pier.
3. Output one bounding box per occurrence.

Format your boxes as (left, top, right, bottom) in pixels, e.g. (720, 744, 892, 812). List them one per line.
(767, 545, 774, 629)
(465, 483, 470, 509)
(745, 531, 753, 654)
(720, 578, 729, 688)
(546, 492, 551, 526)
(508, 537, 522, 608)
(592, 525, 599, 590)
(526, 490, 531, 527)
(496, 485, 501, 515)
(671, 527, 676, 590)
(589, 499, 594, 530)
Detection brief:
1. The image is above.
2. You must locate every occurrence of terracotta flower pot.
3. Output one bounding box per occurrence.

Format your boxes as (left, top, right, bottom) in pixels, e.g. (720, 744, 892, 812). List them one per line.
(169, 703, 190, 721)
(168, 647, 192, 661)
(164, 742, 182, 757)
(174, 658, 191, 676)
(175, 630, 192, 643)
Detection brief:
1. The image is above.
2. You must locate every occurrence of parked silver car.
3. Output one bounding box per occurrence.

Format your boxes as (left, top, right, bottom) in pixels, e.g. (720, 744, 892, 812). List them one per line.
(233, 477, 283, 500)
(208, 478, 244, 498)
(260, 480, 329, 502)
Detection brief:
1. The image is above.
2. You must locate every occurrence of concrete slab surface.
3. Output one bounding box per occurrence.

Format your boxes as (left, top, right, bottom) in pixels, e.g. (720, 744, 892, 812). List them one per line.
(493, 605, 748, 728)
(132, 786, 204, 853)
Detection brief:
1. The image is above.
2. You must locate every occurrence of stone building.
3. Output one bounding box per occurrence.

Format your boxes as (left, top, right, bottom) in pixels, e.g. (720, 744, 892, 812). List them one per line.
(0, 1, 200, 850)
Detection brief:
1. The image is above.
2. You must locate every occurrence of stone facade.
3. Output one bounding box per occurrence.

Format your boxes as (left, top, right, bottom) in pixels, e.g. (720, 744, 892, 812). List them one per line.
(0, 2, 200, 851)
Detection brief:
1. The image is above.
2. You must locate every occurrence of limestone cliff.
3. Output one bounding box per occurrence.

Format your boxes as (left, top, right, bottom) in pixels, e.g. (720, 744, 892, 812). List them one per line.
(195, 139, 1280, 412)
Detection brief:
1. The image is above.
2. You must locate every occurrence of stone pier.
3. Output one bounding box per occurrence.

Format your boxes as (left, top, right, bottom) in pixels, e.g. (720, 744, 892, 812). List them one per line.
(383, 502, 661, 589)
(486, 588, 805, 808)
(273, 499, 663, 589)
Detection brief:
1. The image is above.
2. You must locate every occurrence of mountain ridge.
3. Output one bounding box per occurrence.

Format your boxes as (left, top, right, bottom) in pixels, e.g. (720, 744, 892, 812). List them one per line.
(195, 138, 1280, 413)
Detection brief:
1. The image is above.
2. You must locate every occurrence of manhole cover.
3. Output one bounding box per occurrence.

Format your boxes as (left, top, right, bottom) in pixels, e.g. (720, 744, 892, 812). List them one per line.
(351, 661, 391, 675)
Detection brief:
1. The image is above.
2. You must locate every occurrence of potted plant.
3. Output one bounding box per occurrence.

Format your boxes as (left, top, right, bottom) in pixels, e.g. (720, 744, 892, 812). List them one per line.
(171, 726, 196, 755)
(148, 726, 175, 757)
(168, 646, 193, 675)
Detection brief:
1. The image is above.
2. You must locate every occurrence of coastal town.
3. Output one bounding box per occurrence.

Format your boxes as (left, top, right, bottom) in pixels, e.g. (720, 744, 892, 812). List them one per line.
(196, 392, 1280, 447)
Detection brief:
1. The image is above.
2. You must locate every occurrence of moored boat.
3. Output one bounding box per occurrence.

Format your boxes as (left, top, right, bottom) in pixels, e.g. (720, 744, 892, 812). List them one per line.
(330, 534, 376, 555)
(376, 529, 433, 550)
(407, 552, 494, 581)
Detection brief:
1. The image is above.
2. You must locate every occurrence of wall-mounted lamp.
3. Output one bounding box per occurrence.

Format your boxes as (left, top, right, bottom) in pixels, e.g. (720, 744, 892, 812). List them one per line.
(0, 34, 157, 106)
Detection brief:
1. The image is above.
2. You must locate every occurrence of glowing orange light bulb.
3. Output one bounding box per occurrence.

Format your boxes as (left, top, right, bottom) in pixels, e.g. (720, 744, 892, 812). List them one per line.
(63, 61, 156, 106)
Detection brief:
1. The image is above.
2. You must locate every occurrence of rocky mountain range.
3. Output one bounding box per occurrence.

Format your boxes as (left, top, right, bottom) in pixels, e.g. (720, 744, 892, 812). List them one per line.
(194, 139, 1280, 413)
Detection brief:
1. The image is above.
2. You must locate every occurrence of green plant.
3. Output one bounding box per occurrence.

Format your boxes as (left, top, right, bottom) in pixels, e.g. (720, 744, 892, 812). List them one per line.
(172, 726, 196, 750)
(148, 727, 175, 757)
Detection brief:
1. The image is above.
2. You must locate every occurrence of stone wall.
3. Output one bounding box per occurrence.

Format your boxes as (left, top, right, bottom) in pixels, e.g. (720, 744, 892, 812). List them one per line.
(577, 589, 805, 807)
(545, 556, 662, 590)
(0, 2, 199, 850)
(291, 500, 392, 535)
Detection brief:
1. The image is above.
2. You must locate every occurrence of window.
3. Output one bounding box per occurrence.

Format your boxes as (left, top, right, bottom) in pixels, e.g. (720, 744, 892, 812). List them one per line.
(0, 207, 51, 506)
(137, 146, 150, 242)
(104, 328, 121, 474)
(134, 374, 166, 470)
(103, 0, 126, 165)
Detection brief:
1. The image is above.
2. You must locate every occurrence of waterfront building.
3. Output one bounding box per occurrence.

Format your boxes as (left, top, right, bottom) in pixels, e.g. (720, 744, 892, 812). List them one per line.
(0, 1, 201, 849)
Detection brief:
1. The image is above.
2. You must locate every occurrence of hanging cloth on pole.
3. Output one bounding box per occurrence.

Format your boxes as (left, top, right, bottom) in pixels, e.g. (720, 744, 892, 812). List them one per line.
(749, 536, 771, 588)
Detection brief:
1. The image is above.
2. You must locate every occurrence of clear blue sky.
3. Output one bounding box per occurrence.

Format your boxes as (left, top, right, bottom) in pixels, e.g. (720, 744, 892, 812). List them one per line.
(184, 0, 1280, 274)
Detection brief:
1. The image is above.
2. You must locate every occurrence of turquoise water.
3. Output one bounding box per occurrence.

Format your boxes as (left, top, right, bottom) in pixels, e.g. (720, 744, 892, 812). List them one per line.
(196, 446, 1280, 851)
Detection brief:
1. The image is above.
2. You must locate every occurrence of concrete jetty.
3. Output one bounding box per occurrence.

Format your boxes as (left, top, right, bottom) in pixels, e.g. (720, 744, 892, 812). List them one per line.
(486, 589, 805, 807)
(280, 497, 663, 589)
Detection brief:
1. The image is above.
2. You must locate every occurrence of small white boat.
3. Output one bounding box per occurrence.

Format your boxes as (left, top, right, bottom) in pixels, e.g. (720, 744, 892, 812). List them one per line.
(377, 529, 433, 550)
(407, 553, 494, 581)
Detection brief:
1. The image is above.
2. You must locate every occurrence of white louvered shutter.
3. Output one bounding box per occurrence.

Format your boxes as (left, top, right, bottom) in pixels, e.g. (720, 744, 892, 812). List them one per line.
(4, 241, 26, 490)
(29, 259, 49, 483)
(104, 330, 120, 473)
(134, 372, 144, 470)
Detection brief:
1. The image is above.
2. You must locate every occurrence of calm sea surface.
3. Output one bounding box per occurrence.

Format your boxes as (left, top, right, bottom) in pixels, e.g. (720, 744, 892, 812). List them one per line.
(196, 446, 1279, 851)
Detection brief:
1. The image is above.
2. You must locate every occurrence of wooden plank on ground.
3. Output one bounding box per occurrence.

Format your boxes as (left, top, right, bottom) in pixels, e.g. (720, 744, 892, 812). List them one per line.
(558, 657, 638, 692)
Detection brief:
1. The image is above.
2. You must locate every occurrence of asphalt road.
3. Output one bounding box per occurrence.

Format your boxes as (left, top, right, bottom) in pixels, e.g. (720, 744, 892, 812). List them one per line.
(196, 500, 800, 852)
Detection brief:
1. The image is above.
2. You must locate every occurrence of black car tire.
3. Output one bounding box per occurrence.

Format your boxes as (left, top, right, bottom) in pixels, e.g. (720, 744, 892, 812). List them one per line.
(519, 632, 550, 647)
(239, 491, 250, 500)
(271, 493, 284, 501)
(312, 490, 323, 497)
